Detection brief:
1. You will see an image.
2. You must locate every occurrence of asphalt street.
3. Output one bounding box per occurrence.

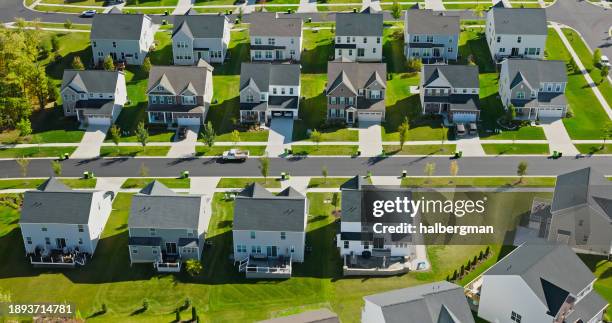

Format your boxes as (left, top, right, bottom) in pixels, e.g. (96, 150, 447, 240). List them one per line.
(1, 155, 611, 178)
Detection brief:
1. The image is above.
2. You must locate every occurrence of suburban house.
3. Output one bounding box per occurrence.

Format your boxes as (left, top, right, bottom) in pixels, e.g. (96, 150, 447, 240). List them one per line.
(233, 183, 307, 279)
(499, 58, 568, 119)
(336, 176, 418, 276)
(239, 62, 301, 124)
(326, 60, 387, 123)
(127, 181, 211, 272)
(472, 242, 608, 323)
(334, 9, 383, 62)
(520, 167, 612, 256)
(420, 64, 480, 124)
(90, 11, 155, 65)
(19, 177, 114, 267)
(60, 69, 127, 126)
(249, 13, 303, 62)
(146, 60, 214, 126)
(362, 281, 475, 323)
(172, 11, 230, 65)
(257, 309, 339, 323)
(404, 9, 460, 63)
(485, 4, 547, 61)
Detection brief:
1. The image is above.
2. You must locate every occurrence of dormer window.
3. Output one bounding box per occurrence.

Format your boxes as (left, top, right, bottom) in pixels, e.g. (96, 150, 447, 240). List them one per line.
(182, 95, 196, 105)
(157, 86, 164, 92)
(246, 94, 254, 103)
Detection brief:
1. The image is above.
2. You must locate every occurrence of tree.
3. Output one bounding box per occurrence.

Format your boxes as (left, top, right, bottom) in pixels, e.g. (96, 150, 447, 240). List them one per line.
(406, 58, 422, 72)
(568, 57, 578, 74)
(600, 65, 609, 84)
(110, 124, 121, 153)
(601, 121, 612, 147)
(259, 155, 270, 183)
(185, 259, 202, 276)
(237, 7, 244, 22)
(310, 129, 322, 147)
(332, 192, 340, 216)
(449, 160, 459, 179)
(51, 160, 62, 176)
(139, 163, 149, 177)
(390, 2, 401, 20)
(64, 19, 72, 29)
(71, 56, 85, 70)
(398, 117, 409, 150)
(517, 161, 528, 183)
(16, 157, 30, 177)
(135, 121, 149, 152)
(201, 121, 216, 147)
(16, 118, 31, 137)
(424, 162, 436, 183)
(474, 4, 486, 18)
(593, 48, 602, 66)
(506, 104, 516, 122)
(322, 165, 328, 183)
(142, 56, 151, 73)
(103, 55, 115, 71)
(191, 307, 197, 322)
(231, 130, 240, 146)
(51, 35, 60, 52)
(32, 66, 50, 109)
(440, 124, 447, 146)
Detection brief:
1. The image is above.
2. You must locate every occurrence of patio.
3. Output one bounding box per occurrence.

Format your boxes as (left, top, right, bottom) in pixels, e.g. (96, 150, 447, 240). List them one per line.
(342, 254, 410, 276)
(29, 249, 87, 268)
(239, 255, 292, 279)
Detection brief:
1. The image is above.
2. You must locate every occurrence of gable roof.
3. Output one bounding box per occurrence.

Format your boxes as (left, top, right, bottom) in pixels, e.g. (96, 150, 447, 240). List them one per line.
(233, 184, 307, 232)
(504, 59, 567, 88)
(146, 63, 213, 96)
(128, 181, 207, 230)
(61, 70, 121, 94)
(249, 13, 302, 37)
(551, 167, 612, 220)
(335, 12, 383, 37)
(239, 62, 301, 91)
(405, 9, 460, 35)
(173, 14, 228, 39)
(363, 281, 475, 323)
(484, 242, 596, 315)
(91, 13, 150, 40)
(20, 178, 106, 224)
(326, 61, 387, 94)
(257, 309, 339, 323)
(422, 64, 479, 89)
(489, 7, 548, 35)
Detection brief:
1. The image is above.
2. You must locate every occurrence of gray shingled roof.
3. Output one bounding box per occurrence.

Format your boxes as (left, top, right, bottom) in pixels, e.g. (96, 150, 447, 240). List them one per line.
(565, 289, 608, 323)
(326, 61, 387, 94)
(233, 184, 307, 232)
(335, 12, 383, 37)
(249, 13, 302, 37)
(363, 281, 475, 323)
(239, 62, 301, 90)
(61, 70, 121, 94)
(340, 176, 366, 222)
(128, 181, 207, 230)
(405, 9, 460, 35)
(484, 242, 596, 315)
(146, 62, 213, 96)
(490, 7, 547, 35)
(506, 59, 567, 88)
(173, 14, 228, 39)
(551, 167, 612, 220)
(91, 13, 150, 40)
(257, 309, 339, 323)
(422, 64, 479, 89)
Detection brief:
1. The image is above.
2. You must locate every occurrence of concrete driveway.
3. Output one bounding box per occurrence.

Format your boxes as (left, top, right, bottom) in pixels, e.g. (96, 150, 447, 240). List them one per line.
(266, 118, 294, 157)
(71, 124, 109, 159)
(539, 118, 579, 156)
(358, 121, 382, 157)
(167, 125, 199, 158)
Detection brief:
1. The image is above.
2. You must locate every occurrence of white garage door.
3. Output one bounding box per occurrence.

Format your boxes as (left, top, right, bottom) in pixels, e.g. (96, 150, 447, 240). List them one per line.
(538, 108, 563, 118)
(177, 117, 201, 126)
(87, 117, 111, 126)
(358, 112, 383, 122)
(453, 112, 477, 123)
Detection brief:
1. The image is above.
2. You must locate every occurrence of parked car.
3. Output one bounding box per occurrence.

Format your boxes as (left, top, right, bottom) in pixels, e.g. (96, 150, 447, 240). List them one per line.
(81, 10, 97, 17)
(600, 55, 611, 68)
(221, 149, 249, 162)
(177, 127, 188, 141)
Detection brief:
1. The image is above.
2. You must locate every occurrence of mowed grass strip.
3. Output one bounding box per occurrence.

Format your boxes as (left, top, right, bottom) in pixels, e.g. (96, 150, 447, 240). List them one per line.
(120, 178, 190, 189)
(0, 178, 96, 190)
(307, 177, 352, 188)
(195, 146, 266, 156)
(400, 176, 556, 187)
(481, 144, 550, 155)
(99, 146, 170, 157)
(0, 147, 76, 158)
(216, 177, 282, 188)
(575, 144, 612, 155)
(291, 145, 358, 156)
(384, 144, 456, 156)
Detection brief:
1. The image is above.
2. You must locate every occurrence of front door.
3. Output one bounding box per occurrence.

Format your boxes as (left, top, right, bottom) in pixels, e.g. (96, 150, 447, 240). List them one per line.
(276, 50, 283, 60)
(266, 246, 278, 257)
(197, 52, 202, 60)
(166, 242, 177, 255)
(56, 238, 67, 250)
(511, 48, 519, 56)
(347, 111, 354, 124)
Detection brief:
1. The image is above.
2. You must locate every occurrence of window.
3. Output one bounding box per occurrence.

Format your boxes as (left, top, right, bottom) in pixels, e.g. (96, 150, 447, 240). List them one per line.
(336, 37, 341, 43)
(250, 231, 256, 239)
(517, 36, 522, 43)
(426, 35, 433, 43)
(255, 51, 262, 59)
(376, 37, 380, 44)
(255, 38, 262, 45)
(555, 84, 561, 92)
(132, 249, 138, 254)
(517, 91, 525, 99)
(363, 241, 369, 249)
(280, 232, 286, 240)
(78, 225, 84, 232)
(346, 36, 350, 43)
(251, 245, 261, 253)
(496, 36, 501, 43)
(499, 47, 506, 53)
(182, 96, 196, 105)
(93, 41, 97, 47)
(290, 50, 295, 57)
(246, 94, 254, 103)
(290, 246, 294, 253)
(413, 35, 419, 42)
(265, 51, 273, 59)
(150, 228, 156, 236)
(45, 237, 51, 245)
(352, 37, 355, 42)
(448, 47, 453, 53)
(268, 38, 275, 45)
(260, 93, 266, 101)
(153, 249, 158, 254)
(78, 238, 83, 245)
(273, 88, 277, 95)
(358, 48, 364, 57)
(42, 227, 47, 232)
(281, 88, 285, 95)
(288, 88, 293, 95)
(26, 237, 32, 245)
(290, 38, 294, 44)
(363, 37, 367, 43)
(237, 245, 247, 253)
(510, 311, 522, 323)
(343, 240, 349, 249)
(348, 49, 353, 56)
(338, 49, 342, 55)
(373, 48, 376, 53)
(578, 220, 584, 226)
(112, 41, 116, 48)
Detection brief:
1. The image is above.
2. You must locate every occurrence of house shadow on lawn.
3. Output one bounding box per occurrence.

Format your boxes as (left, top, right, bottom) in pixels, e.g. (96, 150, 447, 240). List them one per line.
(45, 46, 92, 81)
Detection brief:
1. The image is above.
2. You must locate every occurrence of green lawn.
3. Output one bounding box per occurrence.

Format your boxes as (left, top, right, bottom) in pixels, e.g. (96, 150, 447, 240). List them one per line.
(578, 254, 612, 322)
(216, 177, 282, 188)
(195, 145, 266, 156)
(99, 146, 170, 157)
(481, 144, 550, 155)
(291, 145, 358, 156)
(214, 130, 269, 142)
(307, 177, 352, 188)
(0, 178, 96, 190)
(124, 0, 178, 7)
(384, 144, 456, 156)
(401, 176, 556, 187)
(120, 177, 190, 189)
(545, 29, 610, 139)
(575, 144, 612, 155)
(0, 147, 75, 158)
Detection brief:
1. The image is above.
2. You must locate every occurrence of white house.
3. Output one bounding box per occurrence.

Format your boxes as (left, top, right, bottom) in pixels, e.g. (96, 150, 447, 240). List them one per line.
(19, 178, 114, 267)
(362, 281, 475, 323)
(172, 10, 231, 65)
(90, 11, 155, 65)
(239, 62, 301, 124)
(249, 12, 303, 62)
(60, 69, 127, 126)
(499, 58, 568, 119)
(475, 242, 608, 323)
(485, 4, 547, 61)
(334, 8, 383, 62)
(404, 9, 460, 63)
(233, 184, 307, 279)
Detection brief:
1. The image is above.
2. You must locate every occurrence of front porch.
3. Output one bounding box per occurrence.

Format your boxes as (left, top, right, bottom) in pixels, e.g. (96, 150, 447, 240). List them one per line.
(238, 255, 292, 279)
(28, 248, 88, 268)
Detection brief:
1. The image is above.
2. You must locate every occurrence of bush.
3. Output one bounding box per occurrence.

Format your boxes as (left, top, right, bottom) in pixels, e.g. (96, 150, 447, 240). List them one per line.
(406, 58, 423, 72)
(64, 19, 72, 29)
(185, 259, 203, 276)
(16, 118, 32, 137)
